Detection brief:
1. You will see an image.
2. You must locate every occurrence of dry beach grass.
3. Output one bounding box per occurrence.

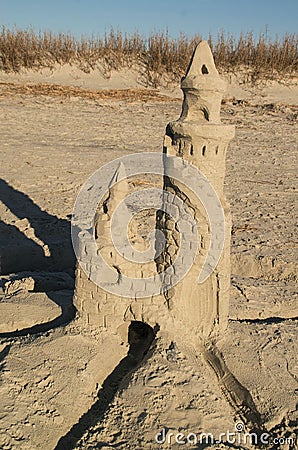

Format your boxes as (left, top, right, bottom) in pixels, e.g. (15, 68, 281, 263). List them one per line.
(0, 27, 297, 84)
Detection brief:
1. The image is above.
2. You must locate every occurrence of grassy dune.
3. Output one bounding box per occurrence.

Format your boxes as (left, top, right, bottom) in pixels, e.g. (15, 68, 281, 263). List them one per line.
(0, 27, 297, 85)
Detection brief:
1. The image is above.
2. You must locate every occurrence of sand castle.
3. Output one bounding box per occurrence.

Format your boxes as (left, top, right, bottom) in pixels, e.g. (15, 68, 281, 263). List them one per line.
(73, 41, 235, 340)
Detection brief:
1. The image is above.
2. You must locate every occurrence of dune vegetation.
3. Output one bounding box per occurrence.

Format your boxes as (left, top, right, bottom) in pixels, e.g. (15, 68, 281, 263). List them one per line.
(0, 27, 297, 85)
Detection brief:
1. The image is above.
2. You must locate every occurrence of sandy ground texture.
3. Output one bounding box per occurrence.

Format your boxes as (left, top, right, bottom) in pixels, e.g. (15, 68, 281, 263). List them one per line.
(0, 68, 297, 449)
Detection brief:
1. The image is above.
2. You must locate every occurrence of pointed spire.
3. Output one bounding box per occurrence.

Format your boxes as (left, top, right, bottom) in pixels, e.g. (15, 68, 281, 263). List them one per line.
(173, 40, 227, 125)
(181, 40, 226, 96)
(184, 40, 218, 79)
(108, 161, 128, 192)
(95, 161, 132, 241)
(106, 161, 129, 202)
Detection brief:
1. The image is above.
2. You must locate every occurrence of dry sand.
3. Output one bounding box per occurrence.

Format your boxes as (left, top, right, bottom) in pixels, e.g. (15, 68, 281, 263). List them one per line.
(0, 67, 297, 449)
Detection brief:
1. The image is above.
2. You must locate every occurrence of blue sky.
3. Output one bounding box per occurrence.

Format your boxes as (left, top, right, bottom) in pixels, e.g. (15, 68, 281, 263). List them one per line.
(1, 0, 297, 39)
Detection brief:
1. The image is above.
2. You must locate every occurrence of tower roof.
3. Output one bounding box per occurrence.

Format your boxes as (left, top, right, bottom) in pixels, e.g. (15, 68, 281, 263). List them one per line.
(182, 40, 226, 94)
(185, 40, 218, 78)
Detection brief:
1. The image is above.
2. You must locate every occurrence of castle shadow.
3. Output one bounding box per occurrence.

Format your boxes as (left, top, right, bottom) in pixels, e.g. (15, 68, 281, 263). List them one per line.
(0, 178, 75, 274)
(54, 322, 156, 450)
(0, 178, 76, 337)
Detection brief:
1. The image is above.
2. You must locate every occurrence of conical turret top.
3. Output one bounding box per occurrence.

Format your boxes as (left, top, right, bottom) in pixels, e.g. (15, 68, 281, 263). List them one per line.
(184, 40, 218, 79)
(108, 161, 128, 189)
(178, 40, 226, 124)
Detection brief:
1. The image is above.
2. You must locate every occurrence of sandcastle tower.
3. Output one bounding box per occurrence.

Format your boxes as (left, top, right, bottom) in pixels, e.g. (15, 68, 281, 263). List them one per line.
(155, 41, 235, 337)
(73, 41, 234, 340)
